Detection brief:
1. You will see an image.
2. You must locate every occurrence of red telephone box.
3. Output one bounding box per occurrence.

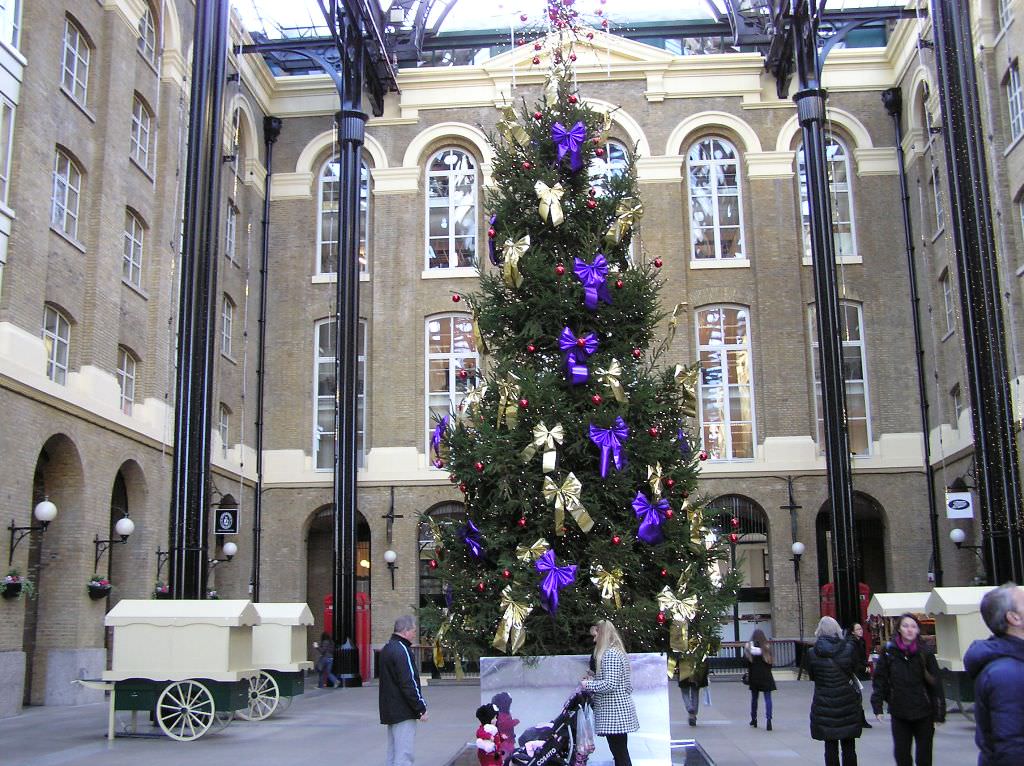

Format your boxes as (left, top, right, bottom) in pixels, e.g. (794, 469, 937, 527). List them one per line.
(819, 582, 872, 624)
(323, 594, 333, 637)
(323, 593, 372, 680)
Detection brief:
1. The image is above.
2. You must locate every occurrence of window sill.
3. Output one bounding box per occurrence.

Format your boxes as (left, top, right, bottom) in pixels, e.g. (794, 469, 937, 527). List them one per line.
(800, 255, 862, 266)
(129, 155, 155, 181)
(50, 226, 86, 253)
(220, 352, 237, 366)
(930, 228, 945, 244)
(941, 329, 955, 343)
(0, 41, 26, 67)
(0, 201, 16, 221)
(1005, 131, 1024, 157)
(311, 272, 370, 284)
(688, 258, 750, 270)
(422, 266, 479, 279)
(60, 86, 96, 123)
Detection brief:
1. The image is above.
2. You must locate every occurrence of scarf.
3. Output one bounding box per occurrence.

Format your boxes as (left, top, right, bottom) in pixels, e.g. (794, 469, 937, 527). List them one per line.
(895, 635, 919, 655)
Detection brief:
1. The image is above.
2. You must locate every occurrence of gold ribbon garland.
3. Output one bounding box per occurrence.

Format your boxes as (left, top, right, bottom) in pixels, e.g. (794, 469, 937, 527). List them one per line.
(535, 181, 565, 227)
(516, 537, 550, 563)
(497, 106, 529, 148)
(595, 359, 628, 404)
(657, 585, 698, 651)
(647, 462, 664, 500)
(519, 421, 564, 474)
(496, 374, 522, 430)
(501, 235, 529, 289)
(605, 197, 643, 245)
(542, 472, 595, 535)
(492, 586, 533, 654)
(590, 564, 624, 609)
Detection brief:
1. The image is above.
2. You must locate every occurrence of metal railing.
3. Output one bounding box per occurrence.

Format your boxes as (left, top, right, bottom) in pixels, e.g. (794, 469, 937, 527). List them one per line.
(708, 640, 805, 677)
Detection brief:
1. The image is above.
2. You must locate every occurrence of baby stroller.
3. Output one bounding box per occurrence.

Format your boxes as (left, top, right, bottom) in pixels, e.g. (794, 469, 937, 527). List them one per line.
(507, 691, 594, 766)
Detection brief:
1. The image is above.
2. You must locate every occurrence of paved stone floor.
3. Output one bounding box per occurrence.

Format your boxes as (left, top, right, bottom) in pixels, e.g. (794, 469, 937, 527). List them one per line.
(1, 676, 980, 765)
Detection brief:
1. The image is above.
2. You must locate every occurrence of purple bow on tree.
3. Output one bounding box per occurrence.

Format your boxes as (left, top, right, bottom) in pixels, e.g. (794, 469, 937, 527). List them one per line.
(677, 427, 692, 457)
(535, 549, 577, 614)
(488, 214, 500, 265)
(558, 327, 599, 385)
(589, 417, 630, 478)
(633, 490, 670, 545)
(574, 254, 613, 311)
(431, 415, 449, 459)
(458, 519, 485, 559)
(551, 121, 586, 172)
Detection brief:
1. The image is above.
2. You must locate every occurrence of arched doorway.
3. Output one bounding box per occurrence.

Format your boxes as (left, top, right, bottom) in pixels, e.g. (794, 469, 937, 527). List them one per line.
(815, 491, 888, 600)
(707, 495, 771, 641)
(305, 506, 371, 639)
(417, 501, 464, 609)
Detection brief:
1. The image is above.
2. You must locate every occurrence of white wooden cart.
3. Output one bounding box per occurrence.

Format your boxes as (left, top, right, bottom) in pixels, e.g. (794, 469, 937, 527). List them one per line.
(925, 586, 994, 719)
(235, 602, 315, 721)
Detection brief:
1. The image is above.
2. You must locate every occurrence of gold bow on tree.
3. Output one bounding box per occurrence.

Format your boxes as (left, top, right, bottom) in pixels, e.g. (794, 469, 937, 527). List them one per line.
(535, 181, 565, 227)
(595, 359, 628, 404)
(544, 74, 560, 107)
(657, 586, 698, 651)
(520, 421, 565, 474)
(433, 615, 451, 668)
(501, 235, 529, 289)
(590, 563, 625, 609)
(472, 309, 489, 357)
(647, 463, 664, 500)
(497, 106, 529, 148)
(460, 383, 488, 421)
(516, 537, 550, 563)
(496, 374, 522, 430)
(664, 303, 688, 348)
(605, 197, 643, 245)
(673, 363, 699, 418)
(493, 586, 533, 654)
(542, 472, 594, 535)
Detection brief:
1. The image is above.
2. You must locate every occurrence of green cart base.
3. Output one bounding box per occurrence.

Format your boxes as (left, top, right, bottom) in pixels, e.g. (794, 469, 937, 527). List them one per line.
(234, 669, 304, 721)
(940, 668, 975, 720)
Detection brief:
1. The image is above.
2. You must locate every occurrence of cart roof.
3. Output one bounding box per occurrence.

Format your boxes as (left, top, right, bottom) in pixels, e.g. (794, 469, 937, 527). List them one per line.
(253, 602, 314, 625)
(104, 599, 261, 627)
(866, 592, 930, 617)
(925, 587, 995, 615)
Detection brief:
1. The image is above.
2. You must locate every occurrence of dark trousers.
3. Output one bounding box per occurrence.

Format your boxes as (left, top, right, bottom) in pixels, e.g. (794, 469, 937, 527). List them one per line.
(891, 716, 934, 766)
(750, 689, 773, 720)
(823, 737, 857, 766)
(604, 733, 632, 766)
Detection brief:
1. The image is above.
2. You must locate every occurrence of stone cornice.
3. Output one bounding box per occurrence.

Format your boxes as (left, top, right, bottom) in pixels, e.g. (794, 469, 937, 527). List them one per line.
(854, 147, 899, 176)
(746, 151, 795, 179)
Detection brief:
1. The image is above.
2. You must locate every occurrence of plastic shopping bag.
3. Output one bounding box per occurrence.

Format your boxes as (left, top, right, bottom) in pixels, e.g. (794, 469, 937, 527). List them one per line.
(573, 703, 596, 765)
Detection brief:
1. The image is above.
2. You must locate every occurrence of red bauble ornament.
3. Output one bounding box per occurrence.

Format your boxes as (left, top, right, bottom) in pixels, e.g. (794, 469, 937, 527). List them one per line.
(518, 398, 529, 409)
(631, 347, 641, 358)
(502, 569, 511, 579)
(474, 461, 485, 472)
(666, 478, 675, 488)
(577, 337, 587, 347)
(665, 509, 674, 518)
(533, 111, 543, 120)
(660, 568, 668, 577)
(591, 394, 603, 406)
(570, 53, 577, 61)
(452, 293, 461, 303)
(568, 94, 578, 104)
(595, 147, 604, 157)
(532, 56, 541, 65)
(653, 258, 663, 268)
(731, 517, 740, 528)
(596, 9, 603, 16)
(449, 473, 458, 483)
(521, 13, 529, 21)
(487, 227, 496, 238)
(534, 42, 543, 51)
(526, 343, 537, 354)
(592, 136, 601, 145)
(555, 264, 565, 276)
(657, 611, 666, 625)
(429, 559, 438, 569)
(458, 369, 468, 380)
(612, 535, 621, 545)
(729, 533, 739, 544)
(459, 482, 467, 493)
(617, 280, 625, 290)
(518, 517, 527, 527)
(586, 199, 597, 209)
(477, 581, 486, 592)
(586, 31, 594, 39)
(601, 19, 608, 27)
(699, 450, 709, 461)
(648, 427, 659, 438)
(521, 161, 532, 171)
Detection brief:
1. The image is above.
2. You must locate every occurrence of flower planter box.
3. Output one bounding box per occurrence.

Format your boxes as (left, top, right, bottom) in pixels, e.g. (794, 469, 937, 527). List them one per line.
(2, 581, 22, 599)
(88, 584, 112, 600)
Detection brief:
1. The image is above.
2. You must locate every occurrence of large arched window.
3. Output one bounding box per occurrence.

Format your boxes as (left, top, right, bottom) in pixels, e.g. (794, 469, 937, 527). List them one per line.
(687, 136, 745, 261)
(809, 302, 871, 455)
(314, 318, 367, 470)
(696, 306, 755, 460)
(426, 148, 478, 270)
(708, 495, 771, 639)
(317, 158, 370, 275)
(425, 314, 478, 457)
(137, 2, 158, 64)
(418, 501, 465, 608)
(797, 134, 856, 259)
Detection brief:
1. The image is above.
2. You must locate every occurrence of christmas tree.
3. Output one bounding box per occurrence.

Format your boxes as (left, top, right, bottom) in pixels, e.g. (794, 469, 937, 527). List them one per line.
(424, 5, 738, 673)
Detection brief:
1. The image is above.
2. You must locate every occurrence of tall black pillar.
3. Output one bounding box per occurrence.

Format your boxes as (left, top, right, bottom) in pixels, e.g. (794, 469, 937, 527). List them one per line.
(932, 0, 1024, 584)
(168, 0, 230, 600)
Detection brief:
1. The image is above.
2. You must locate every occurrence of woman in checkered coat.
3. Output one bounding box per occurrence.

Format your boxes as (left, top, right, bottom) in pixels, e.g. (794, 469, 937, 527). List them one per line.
(581, 620, 639, 766)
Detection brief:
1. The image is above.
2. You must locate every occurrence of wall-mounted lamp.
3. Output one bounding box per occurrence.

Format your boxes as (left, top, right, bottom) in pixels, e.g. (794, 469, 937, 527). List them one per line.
(209, 541, 238, 570)
(949, 528, 981, 551)
(8, 498, 58, 566)
(93, 514, 136, 570)
(791, 541, 806, 644)
(384, 549, 398, 590)
(791, 541, 806, 560)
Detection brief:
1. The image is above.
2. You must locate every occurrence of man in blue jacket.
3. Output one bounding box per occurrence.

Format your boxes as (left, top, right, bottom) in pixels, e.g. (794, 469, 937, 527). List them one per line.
(964, 584, 1024, 766)
(379, 615, 428, 766)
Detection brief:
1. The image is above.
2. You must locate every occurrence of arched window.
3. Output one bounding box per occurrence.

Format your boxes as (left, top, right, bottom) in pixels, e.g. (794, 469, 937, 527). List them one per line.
(687, 137, 745, 261)
(313, 318, 367, 470)
(418, 501, 465, 608)
(696, 306, 755, 460)
(51, 148, 83, 239)
(130, 94, 153, 170)
(42, 305, 71, 385)
(61, 17, 91, 105)
(122, 209, 145, 287)
(425, 314, 478, 457)
(317, 157, 370, 275)
(217, 403, 231, 458)
(809, 302, 871, 455)
(426, 148, 478, 270)
(797, 134, 856, 258)
(588, 139, 628, 191)
(117, 346, 137, 415)
(137, 3, 157, 64)
(708, 495, 771, 640)
(221, 294, 234, 357)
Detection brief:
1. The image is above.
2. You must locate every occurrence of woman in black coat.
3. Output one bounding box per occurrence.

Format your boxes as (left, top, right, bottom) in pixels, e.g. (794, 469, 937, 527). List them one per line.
(805, 616, 863, 766)
(870, 613, 945, 766)
(744, 628, 777, 730)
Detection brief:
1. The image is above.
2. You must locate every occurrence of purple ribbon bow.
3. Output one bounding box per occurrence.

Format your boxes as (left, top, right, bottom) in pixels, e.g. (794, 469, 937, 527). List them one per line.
(458, 519, 484, 559)
(677, 427, 692, 457)
(431, 415, 449, 459)
(558, 327, 599, 385)
(633, 491, 670, 545)
(535, 549, 577, 614)
(574, 254, 613, 311)
(488, 214, 500, 265)
(551, 121, 586, 172)
(589, 417, 630, 478)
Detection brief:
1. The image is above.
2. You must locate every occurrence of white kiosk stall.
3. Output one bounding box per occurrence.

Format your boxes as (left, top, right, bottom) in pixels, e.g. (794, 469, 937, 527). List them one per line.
(925, 586, 995, 718)
(237, 602, 315, 720)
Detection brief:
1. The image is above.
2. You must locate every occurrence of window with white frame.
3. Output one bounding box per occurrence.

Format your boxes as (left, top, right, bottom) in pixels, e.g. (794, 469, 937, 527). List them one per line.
(0, 98, 14, 204)
(122, 209, 144, 287)
(696, 306, 755, 460)
(999, 0, 1013, 31)
(314, 318, 367, 470)
(137, 3, 157, 64)
(217, 403, 230, 458)
(930, 165, 944, 235)
(42, 305, 70, 385)
(130, 95, 152, 169)
(588, 139, 629, 192)
(225, 200, 237, 262)
(951, 383, 963, 425)
(941, 269, 955, 335)
(0, 0, 21, 48)
(809, 302, 871, 456)
(797, 133, 856, 258)
(687, 136, 745, 261)
(61, 17, 90, 105)
(425, 314, 478, 457)
(221, 294, 234, 357)
(317, 158, 371, 274)
(1008, 62, 1024, 142)
(117, 346, 137, 415)
(51, 149, 82, 240)
(426, 148, 478, 270)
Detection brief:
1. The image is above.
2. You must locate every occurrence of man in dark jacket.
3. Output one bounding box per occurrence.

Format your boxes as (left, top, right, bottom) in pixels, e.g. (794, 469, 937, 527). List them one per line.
(964, 584, 1024, 766)
(379, 615, 428, 766)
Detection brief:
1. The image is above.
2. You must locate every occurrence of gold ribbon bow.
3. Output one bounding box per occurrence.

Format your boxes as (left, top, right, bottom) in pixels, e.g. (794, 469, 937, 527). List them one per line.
(590, 564, 624, 609)
(673, 363, 699, 418)
(472, 309, 489, 358)
(425, 516, 445, 552)
(544, 73, 560, 107)
(664, 303, 688, 348)
(497, 106, 529, 148)
(496, 374, 521, 431)
(501, 235, 529, 289)
(492, 586, 533, 654)
(542, 472, 595, 535)
(520, 421, 564, 474)
(516, 537, 550, 563)
(595, 359, 628, 404)
(433, 615, 451, 668)
(461, 383, 488, 421)
(657, 586, 698, 651)
(647, 462, 664, 500)
(535, 181, 565, 227)
(605, 197, 643, 245)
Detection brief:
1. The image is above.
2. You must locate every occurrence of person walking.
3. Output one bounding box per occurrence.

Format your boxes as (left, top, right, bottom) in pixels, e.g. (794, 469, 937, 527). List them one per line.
(805, 616, 863, 766)
(314, 632, 339, 688)
(744, 628, 777, 730)
(848, 623, 872, 728)
(379, 615, 428, 766)
(964, 583, 1024, 766)
(676, 658, 709, 728)
(870, 613, 944, 766)
(581, 620, 639, 766)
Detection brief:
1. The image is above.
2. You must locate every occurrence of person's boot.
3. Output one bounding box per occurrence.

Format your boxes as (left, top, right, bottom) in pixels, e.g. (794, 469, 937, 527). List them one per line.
(766, 719, 773, 731)
(749, 717, 757, 728)
(688, 714, 697, 727)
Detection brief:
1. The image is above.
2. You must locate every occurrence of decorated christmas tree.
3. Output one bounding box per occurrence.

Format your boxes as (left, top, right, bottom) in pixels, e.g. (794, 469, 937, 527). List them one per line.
(424, 3, 738, 674)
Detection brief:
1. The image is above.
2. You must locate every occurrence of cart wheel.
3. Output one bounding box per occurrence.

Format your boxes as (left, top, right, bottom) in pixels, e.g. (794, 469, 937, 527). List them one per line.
(275, 694, 294, 715)
(156, 680, 216, 741)
(235, 671, 279, 721)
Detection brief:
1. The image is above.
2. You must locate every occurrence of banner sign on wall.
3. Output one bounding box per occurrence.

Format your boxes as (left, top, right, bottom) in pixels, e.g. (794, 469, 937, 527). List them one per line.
(944, 491, 974, 520)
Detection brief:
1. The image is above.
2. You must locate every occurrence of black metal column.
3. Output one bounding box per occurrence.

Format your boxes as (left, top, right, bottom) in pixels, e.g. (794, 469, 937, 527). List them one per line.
(792, 5, 859, 629)
(168, 0, 230, 600)
(932, 0, 1024, 584)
